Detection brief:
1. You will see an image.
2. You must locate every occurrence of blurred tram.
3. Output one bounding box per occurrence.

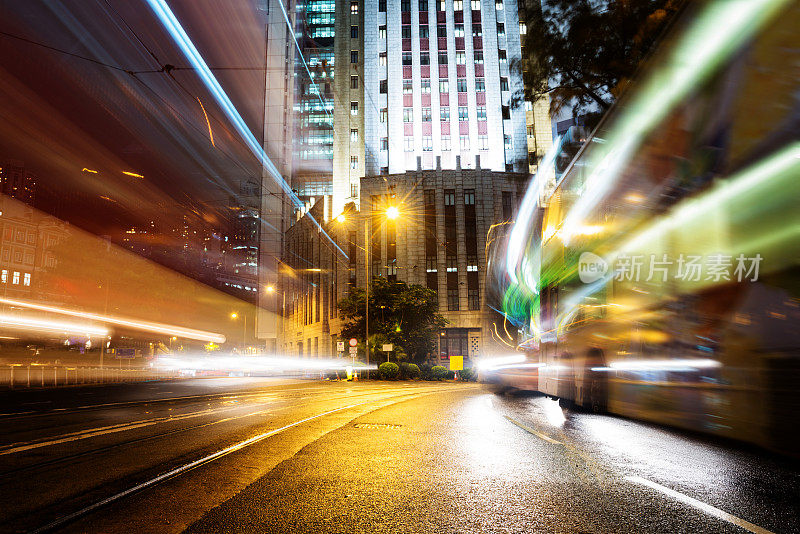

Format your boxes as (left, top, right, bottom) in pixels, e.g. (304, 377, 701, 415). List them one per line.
(489, 0, 800, 454)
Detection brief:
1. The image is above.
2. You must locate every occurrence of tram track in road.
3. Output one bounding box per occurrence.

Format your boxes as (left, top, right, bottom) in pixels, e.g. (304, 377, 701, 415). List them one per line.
(2, 385, 447, 533)
(0, 385, 439, 479)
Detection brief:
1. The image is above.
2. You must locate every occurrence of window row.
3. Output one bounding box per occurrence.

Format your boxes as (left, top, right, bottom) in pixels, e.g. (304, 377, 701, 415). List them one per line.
(401, 106, 487, 122)
(396, 134, 492, 151)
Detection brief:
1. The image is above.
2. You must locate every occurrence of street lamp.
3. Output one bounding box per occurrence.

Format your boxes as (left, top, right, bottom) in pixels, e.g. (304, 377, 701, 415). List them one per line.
(230, 312, 246, 348)
(386, 206, 400, 220)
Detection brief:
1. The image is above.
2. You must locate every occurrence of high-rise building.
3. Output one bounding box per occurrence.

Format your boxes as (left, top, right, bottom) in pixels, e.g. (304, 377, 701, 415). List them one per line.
(0, 160, 37, 206)
(293, 0, 336, 199)
(331, 0, 532, 215)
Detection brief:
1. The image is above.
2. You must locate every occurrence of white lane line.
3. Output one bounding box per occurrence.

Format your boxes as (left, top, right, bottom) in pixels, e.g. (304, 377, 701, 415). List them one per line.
(626, 476, 776, 534)
(504, 415, 563, 445)
(0, 404, 269, 456)
(31, 402, 368, 534)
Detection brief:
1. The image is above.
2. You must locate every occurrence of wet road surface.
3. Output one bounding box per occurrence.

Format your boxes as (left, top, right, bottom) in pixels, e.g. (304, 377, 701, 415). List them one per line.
(0, 379, 797, 533)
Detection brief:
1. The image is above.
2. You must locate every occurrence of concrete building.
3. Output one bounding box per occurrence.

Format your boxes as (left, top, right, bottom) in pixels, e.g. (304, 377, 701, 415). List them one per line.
(0, 160, 37, 206)
(281, 159, 526, 365)
(331, 0, 536, 216)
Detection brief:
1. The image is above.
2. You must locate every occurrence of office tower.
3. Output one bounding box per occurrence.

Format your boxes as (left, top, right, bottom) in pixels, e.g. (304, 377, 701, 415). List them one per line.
(332, 0, 530, 215)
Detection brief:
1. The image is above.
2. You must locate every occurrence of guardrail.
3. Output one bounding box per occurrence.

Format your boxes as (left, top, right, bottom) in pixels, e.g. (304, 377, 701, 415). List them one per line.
(0, 364, 177, 389)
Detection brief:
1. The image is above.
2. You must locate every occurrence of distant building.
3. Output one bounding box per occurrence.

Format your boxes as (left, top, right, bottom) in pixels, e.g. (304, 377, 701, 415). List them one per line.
(0, 160, 37, 206)
(281, 158, 526, 364)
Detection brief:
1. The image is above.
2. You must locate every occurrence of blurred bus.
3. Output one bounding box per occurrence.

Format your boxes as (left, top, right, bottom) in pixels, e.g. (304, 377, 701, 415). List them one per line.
(492, 0, 799, 454)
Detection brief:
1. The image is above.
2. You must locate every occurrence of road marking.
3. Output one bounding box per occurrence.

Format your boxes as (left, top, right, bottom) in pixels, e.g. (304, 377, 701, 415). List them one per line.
(30, 401, 370, 534)
(504, 415, 562, 445)
(0, 404, 272, 456)
(626, 476, 775, 534)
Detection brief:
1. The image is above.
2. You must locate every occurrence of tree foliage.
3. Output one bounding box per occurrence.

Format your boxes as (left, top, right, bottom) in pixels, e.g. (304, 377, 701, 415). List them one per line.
(521, 0, 685, 115)
(338, 278, 447, 363)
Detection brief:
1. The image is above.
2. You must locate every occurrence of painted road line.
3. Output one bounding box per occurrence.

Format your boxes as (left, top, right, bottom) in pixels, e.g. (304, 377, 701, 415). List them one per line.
(504, 415, 562, 445)
(30, 401, 371, 534)
(626, 476, 775, 534)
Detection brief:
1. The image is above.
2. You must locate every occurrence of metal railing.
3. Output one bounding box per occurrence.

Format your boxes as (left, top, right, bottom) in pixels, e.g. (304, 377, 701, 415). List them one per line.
(0, 364, 178, 389)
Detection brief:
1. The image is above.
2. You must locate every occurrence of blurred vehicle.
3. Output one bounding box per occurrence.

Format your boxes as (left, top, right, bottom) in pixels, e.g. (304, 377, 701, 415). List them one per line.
(491, 0, 800, 454)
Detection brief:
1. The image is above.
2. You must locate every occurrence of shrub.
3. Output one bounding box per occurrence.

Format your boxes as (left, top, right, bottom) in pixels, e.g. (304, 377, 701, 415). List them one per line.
(419, 363, 434, 380)
(379, 361, 400, 380)
(431, 365, 448, 380)
(459, 367, 476, 381)
(405, 363, 421, 379)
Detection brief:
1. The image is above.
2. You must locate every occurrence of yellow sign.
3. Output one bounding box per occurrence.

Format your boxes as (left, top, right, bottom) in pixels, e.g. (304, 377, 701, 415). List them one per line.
(449, 355, 463, 371)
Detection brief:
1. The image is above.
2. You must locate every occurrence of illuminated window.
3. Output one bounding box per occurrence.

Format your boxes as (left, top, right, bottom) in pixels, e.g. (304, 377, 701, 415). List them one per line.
(23, 273, 30, 286)
(519, 22, 526, 35)
(458, 106, 468, 121)
(476, 106, 486, 120)
(455, 51, 466, 64)
(441, 135, 451, 150)
(497, 23, 505, 37)
(474, 51, 483, 64)
(350, 156, 358, 169)
(421, 79, 431, 93)
(379, 26, 387, 39)
(454, 24, 464, 37)
(472, 24, 482, 37)
(12, 271, 19, 285)
(350, 101, 359, 115)
(446, 256, 457, 271)
(403, 108, 413, 122)
(440, 107, 450, 121)
(403, 80, 413, 93)
(351, 1, 359, 14)
(439, 80, 449, 93)
(504, 135, 512, 149)
(471, 0, 481, 10)
(351, 129, 358, 142)
(380, 108, 388, 122)
(453, 0, 463, 10)
(422, 107, 432, 121)
(423, 136, 433, 151)
(498, 50, 507, 64)
(495, 0, 502, 10)
(380, 52, 387, 66)
(475, 78, 485, 91)
(1, 270, 6, 283)
(457, 79, 467, 92)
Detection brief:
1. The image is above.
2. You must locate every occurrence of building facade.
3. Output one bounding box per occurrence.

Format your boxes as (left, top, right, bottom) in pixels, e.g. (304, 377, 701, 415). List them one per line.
(332, 0, 534, 216)
(281, 160, 525, 364)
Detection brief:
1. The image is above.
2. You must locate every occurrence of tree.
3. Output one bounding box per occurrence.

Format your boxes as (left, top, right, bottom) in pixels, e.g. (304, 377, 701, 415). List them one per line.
(338, 278, 447, 363)
(520, 0, 685, 116)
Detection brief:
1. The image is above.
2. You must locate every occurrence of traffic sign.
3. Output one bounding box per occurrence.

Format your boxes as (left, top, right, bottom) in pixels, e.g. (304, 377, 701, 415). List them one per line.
(349, 338, 358, 347)
(382, 344, 393, 352)
(337, 341, 345, 352)
(349, 346, 358, 355)
(449, 355, 463, 371)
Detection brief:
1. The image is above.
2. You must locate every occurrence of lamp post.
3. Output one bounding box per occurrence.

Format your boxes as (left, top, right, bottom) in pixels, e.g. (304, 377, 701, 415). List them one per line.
(231, 312, 246, 349)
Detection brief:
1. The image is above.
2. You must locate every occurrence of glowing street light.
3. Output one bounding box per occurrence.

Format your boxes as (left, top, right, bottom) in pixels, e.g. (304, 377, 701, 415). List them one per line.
(336, 214, 346, 223)
(386, 206, 400, 220)
(265, 285, 275, 293)
(230, 312, 238, 320)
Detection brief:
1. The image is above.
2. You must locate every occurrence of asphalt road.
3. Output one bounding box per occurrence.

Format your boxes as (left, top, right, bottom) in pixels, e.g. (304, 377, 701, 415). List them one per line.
(0, 379, 797, 533)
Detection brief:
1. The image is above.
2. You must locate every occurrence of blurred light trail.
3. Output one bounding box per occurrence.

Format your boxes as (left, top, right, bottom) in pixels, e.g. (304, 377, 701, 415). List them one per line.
(506, 135, 563, 285)
(122, 171, 144, 178)
(0, 297, 225, 343)
(558, 0, 792, 244)
(0, 314, 108, 337)
(592, 359, 722, 372)
(81, 168, 98, 174)
(613, 142, 800, 259)
(156, 354, 377, 373)
(477, 354, 526, 370)
(144, 0, 347, 258)
(196, 97, 215, 147)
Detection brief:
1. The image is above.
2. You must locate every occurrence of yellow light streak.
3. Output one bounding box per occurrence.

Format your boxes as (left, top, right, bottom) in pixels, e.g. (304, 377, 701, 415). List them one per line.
(81, 168, 98, 174)
(0, 314, 108, 336)
(0, 297, 225, 343)
(197, 97, 215, 147)
(122, 171, 144, 178)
